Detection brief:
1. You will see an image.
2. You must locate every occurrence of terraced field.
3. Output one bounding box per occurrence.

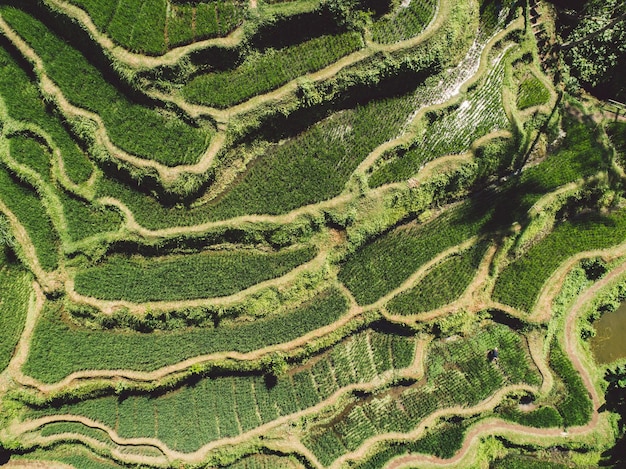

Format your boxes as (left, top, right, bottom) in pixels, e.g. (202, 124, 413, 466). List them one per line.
(1, 0, 626, 467)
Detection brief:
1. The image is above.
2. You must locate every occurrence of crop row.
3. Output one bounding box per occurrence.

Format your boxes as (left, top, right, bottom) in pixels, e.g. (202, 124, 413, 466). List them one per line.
(387, 240, 489, 315)
(548, 339, 592, 428)
(354, 418, 471, 469)
(167, 0, 245, 48)
(0, 164, 59, 271)
(0, 252, 31, 371)
(66, 0, 244, 54)
(95, 87, 421, 228)
(492, 208, 626, 312)
(339, 199, 494, 305)
(1, 6, 212, 167)
(73, 245, 317, 302)
(24, 288, 349, 383)
(371, 0, 437, 45)
(28, 329, 413, 452)
(369, 51, 510, 186)
(0, 45, 93, 185)
(183, 32, 363, 108)
(517, 74, 550, 110)
(303, 323, 540, 465)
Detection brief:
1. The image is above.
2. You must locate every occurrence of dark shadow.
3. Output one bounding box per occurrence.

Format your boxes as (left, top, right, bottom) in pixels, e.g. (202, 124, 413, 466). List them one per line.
(489, 309, 529, 331)
(243, 58, 440, 145)
(361, 0, 394, 17)
(369, 319, 415, 337)
(264, 373, 278, 389)
(0, 448, 10, 465)
(251, 8, 342, 51)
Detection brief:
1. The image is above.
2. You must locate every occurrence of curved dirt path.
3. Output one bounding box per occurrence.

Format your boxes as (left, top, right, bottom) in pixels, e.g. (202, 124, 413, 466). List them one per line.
(379, 257, 620, 469)
(383, 242, 497, 324)
(0, 0, 454, 188)
(331, 384, 539, 469)
(0, 200, 61, 292)
(43, 0, 246, 69)
(13, 337, 430, 466)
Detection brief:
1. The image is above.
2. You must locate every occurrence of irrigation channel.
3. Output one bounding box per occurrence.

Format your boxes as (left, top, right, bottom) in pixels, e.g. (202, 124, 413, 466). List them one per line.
(590, 301, 626, 364)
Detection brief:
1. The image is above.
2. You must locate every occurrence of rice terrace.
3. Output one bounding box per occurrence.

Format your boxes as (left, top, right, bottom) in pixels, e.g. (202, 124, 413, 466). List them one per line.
(1, 0, 626, 467)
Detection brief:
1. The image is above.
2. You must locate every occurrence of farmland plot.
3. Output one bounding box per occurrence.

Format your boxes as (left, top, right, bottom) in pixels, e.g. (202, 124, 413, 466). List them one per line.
(0, 0, 620, 466)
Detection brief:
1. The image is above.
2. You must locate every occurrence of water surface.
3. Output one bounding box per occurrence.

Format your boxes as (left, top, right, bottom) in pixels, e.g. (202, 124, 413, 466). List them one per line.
(590, 301, 626, 364)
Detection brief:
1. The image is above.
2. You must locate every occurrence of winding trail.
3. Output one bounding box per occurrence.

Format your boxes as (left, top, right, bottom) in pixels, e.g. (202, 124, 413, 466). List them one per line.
(380, 256, 622, 469)
(12, 337, 431, 466)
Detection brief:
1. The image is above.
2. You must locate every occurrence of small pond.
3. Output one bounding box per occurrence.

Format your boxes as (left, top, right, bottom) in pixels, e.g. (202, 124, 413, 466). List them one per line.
(590, 301, 626, 364)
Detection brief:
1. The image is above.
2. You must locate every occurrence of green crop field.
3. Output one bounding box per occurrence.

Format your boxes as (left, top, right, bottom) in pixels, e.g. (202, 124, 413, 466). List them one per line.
(2, 0, 626, 467)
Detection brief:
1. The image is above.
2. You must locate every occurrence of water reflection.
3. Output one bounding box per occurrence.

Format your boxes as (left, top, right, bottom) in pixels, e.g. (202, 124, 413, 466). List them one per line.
(591, 302, 626, 364)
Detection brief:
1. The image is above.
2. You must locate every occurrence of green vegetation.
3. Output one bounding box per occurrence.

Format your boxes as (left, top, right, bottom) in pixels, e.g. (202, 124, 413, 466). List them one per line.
(9, 136, 51, 182)
(517, 75, 551, 110)
(371, 0, 437, 44)
(28, 328, 411, 452)
(353, 419, 471, 469)
(59, 193, 123, 242)
(339, 201, 493, 305)
(0, 46, 94, 185)
(369, 53, 510, 186)
(183, 32, 363, 107)
(74, 245, 316, 302)
(0, 251, 30, 371)
(493, 454, 571, 469)
(0, 166, 59, 271)
(387, 241, 489, 314)
(68, 0, 244, 53)
(24, 288, 348, 382)
(1, 6, 212, 166)
(0, 0, 621, 465)
(304, 323, 540, 465)
(549, 340, 592, 427)
(493, 209, 626, 312)
(607, 121, 626, 167)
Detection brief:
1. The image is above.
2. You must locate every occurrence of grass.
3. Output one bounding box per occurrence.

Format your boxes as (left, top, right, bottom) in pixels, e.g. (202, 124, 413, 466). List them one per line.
(95, 90, 419, 227)
(499, 404, 563, 428)
(0, 250, 30, 371)
(0, 166, 59, 271)
(59, 193, 124, 242)
(339, 201, 494, 305)
(39, 421, 111, 444)
(387, 241, 489, 315)
(9, 136, 51, 183)
(24, 288, 348, 382)
(27, 328, 412, 452)
(304, 323, 540, 465)
(0, 45, 93, 185)
(183, 32, 363, 108)
(492, 208, 626, 312)
(2, 6, 212, 167)
(106, 0, 167, 55)
(371, 0, 437, 44)
(517, 74, 551, 110)
(493, 454, 571, 469)
(354, 419, 471, 469)
(549, 339, 592, 428)
(607, 121, 626, 167)
(369, 55, 510, 187)
(73, 245, 317, 302)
